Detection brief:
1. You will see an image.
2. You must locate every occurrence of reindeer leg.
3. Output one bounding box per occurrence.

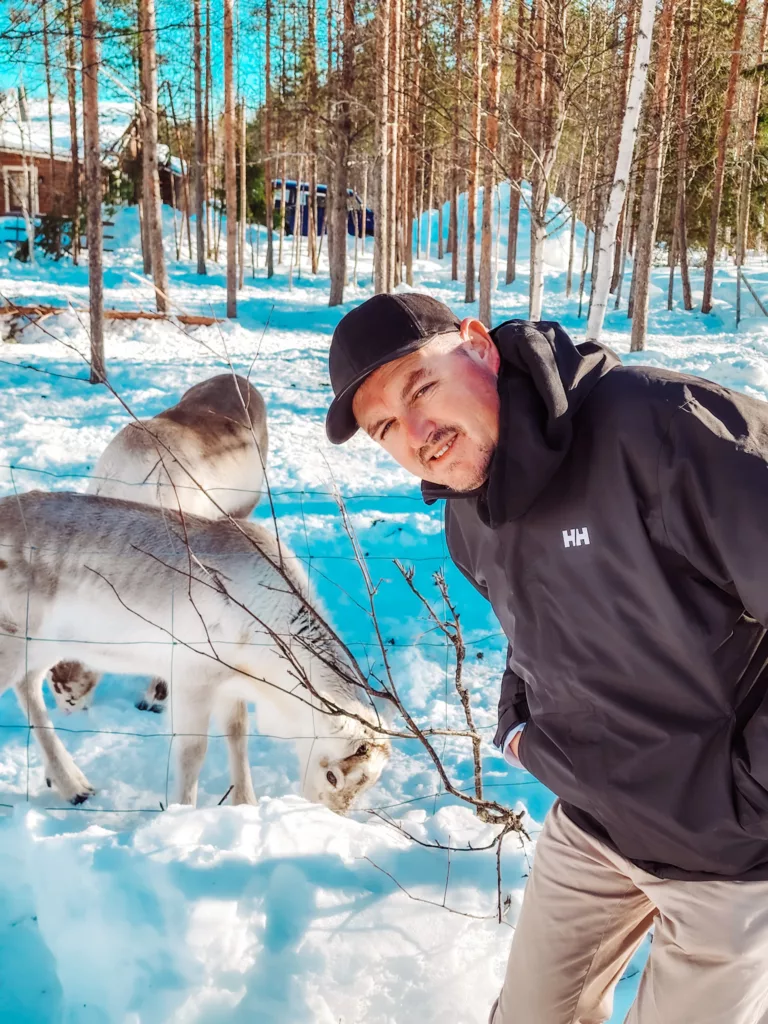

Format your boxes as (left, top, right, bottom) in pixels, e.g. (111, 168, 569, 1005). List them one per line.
(15, 669, 96, 804)
(172, 689, 211, 807)
(136, 676, 168, 714)
(224, 699, 257, 806)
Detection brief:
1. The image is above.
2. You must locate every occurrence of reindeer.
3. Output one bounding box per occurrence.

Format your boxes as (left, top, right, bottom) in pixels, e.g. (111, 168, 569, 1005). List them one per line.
(48, 373, 268, 715)
(0, 491, 390, 810)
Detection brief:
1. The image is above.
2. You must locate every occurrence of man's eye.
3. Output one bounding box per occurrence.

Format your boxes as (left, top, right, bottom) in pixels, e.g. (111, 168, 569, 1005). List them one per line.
(380, 421, 393, 440)
(414, 382, 435, 400)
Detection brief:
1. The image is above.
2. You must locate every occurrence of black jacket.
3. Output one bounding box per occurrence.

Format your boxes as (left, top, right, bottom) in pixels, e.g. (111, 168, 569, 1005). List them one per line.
(425, 319, 768, 880)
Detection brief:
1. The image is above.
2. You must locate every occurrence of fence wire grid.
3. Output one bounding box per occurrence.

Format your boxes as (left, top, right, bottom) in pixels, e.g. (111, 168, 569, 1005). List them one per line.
(0, 454, 525, 824)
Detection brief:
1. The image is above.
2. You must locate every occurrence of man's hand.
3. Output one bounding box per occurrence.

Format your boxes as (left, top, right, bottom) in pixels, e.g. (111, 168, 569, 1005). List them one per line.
(507, 729, 522, 761)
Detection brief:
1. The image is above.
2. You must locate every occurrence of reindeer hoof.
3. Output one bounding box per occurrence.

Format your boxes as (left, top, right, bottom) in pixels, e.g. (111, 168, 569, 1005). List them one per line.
(135, 700, 149, 712)
(70, 791, 93, 806)
(148, 703, 165, 714)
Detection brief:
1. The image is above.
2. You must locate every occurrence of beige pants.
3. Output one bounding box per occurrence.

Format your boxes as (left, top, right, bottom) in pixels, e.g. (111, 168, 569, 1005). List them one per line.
(490, 800, 768, 1024)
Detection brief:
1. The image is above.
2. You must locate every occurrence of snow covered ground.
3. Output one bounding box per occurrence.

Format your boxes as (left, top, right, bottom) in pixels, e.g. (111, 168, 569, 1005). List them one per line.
(0, 190, 767, 1022)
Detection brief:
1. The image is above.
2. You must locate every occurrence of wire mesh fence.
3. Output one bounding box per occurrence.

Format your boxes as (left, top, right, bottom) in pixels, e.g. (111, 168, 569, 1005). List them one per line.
(0, 457, 520, 825)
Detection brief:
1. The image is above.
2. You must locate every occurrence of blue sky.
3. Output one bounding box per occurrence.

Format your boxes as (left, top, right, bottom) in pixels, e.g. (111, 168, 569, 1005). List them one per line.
(0, 0, 308, 118)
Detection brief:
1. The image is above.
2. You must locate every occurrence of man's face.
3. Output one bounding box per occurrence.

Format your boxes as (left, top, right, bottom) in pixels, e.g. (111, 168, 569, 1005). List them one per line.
(351, 320, 501, 491)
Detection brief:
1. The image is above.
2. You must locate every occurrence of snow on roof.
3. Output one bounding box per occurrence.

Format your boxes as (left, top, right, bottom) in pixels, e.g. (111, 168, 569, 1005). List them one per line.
(0, 90, 134, 161)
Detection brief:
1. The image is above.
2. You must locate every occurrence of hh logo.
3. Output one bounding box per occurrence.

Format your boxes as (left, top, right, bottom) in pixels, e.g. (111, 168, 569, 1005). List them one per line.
(563, 527, 590, 548)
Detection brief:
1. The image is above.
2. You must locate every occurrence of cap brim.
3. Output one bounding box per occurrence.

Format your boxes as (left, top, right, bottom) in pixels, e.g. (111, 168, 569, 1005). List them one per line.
(325, 329, 457, 444)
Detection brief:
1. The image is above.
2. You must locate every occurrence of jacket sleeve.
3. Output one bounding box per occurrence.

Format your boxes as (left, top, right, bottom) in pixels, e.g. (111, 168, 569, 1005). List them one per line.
(447, 535, 531, 750)
(658, 387, 768, 830)
(658, 389, 768, 628)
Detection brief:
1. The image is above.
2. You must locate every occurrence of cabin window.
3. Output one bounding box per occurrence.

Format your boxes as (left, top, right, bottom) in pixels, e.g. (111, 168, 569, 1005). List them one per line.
(2, 167, 38, 215)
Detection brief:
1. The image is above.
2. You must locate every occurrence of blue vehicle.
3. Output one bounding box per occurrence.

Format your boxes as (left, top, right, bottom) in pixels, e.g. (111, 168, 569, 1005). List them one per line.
(272, 180, 374, 238)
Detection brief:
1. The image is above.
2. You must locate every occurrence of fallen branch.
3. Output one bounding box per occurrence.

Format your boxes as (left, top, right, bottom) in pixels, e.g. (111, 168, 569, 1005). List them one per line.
(0, 303, 223, 327)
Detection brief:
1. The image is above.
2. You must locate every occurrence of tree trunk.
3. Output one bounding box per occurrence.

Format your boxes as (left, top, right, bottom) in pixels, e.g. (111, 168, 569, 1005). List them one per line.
(139, 0, 169, 312)
(307, 0, 318, 275)
(388, 0, 402, 289)
(374, 0, 390, 293)
(614, 161, 636, 309)
(165, 83, 192, 260)
(205, 0, 214, 257)
(506, 0, 527, 286)
(42, 0, 56, 228)
(670, 0, 694, 311)
(329, 0, 354, 306)
(479, 0, 502, 326)
(65, 0, 81, 264)
(193, 0, 206, 274)
(586, 0, 654, 343)
(437, 160, 445, 260)
(449, 0, 463, 281)
(224, 0, 237, 317)
(405, 0, 423, 287)
(528, 0, 547, 320)
(701, 0, 748, 313)
(629, 0, 678, 351)
(264, 0, 274, 278)
(82, 0, 105, 383)
(239, 100, 247, 289)
(464, 0, 482, 305)
(736, 0, 768, 323)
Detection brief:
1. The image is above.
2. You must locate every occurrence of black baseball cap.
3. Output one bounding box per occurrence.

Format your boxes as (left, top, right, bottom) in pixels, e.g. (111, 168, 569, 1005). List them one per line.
(325, 293, 461, 444)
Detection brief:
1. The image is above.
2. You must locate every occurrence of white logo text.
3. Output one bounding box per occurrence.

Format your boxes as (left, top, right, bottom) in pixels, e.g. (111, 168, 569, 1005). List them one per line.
(563, 527, 590, 548)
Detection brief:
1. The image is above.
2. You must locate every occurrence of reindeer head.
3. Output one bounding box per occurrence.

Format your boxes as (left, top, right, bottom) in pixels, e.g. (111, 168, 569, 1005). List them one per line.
(300, 724, 391, 814)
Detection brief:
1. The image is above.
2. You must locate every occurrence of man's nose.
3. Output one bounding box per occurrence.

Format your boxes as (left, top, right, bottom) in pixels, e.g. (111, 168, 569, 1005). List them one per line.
(403, 410, 433, 447)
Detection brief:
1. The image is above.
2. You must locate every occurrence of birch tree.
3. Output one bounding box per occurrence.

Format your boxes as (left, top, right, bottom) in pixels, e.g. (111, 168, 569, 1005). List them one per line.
(586, 0, 655, 343)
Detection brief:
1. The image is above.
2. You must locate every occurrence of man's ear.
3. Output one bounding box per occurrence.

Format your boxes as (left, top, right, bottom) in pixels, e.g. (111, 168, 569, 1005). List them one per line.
(458, 317, 500, 374)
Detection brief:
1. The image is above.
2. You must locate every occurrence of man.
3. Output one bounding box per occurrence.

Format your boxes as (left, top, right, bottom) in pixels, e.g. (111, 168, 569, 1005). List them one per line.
(325, 293, 768, 1024)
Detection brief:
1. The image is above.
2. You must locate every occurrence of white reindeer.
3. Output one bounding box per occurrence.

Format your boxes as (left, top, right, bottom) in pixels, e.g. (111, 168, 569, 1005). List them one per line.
(48, 373, 268, 715)
(0, 491, 390, 810)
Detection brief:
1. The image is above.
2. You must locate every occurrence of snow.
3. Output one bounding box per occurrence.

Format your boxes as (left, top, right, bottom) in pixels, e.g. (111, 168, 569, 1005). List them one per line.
(0, 184, 765, 1021)
(0, 92, 135, 159)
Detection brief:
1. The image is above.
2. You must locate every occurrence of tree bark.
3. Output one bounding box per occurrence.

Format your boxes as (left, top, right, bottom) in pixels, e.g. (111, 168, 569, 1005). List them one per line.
(139, 0, 169, 312)
(736, 0, 768, 323)
(239, 100, 247, 289)
(586, 0, 654, 343)
(307, 0, 318, 274)
(479, 0, 502, 326)
(374, 0, 390, 293)
(224, 0, 237, 316)
(65, 0, 81, 264)
(629, 0, 678, 351)
(264, 0, 274, 278)
(701, 0, 748, 313)
(329, 0, 354, 306)
(449, 0, 464, 281)
(193, 0, 207, 274)
(82, 0, 104, 383)
(464, 0, 482, 304)
(505, 0, 527, 286)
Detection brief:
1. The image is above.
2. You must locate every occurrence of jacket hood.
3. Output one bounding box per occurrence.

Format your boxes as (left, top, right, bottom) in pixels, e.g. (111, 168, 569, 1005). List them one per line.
(422, 319, 620, 526)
